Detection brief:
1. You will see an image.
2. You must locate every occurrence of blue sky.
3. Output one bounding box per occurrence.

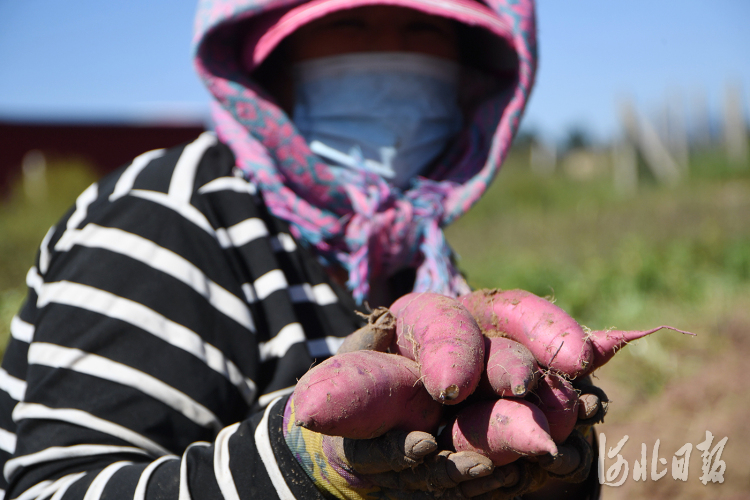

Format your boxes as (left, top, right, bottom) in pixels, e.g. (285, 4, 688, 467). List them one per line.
(1, 0, 748, 144)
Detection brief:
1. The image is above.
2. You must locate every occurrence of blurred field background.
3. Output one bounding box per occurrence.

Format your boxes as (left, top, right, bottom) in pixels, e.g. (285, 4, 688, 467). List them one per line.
(2, 138, 749, 498)
(447, 142, 750, 499)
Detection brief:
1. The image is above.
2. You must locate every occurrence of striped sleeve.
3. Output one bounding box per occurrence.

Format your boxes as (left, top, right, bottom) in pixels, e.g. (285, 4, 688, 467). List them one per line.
(0, 133, 361, 500)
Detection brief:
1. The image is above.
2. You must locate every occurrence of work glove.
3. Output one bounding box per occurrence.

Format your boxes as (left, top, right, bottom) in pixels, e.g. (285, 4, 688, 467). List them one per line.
(282, 395, 522, 500)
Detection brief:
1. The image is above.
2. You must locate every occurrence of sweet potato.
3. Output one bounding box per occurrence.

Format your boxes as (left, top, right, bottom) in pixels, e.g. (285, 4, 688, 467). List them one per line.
(445, 398, 558, 466)
(460, 289, 593, 379)
(583, 325, 696, 376)
(526, 372, 579, 444)
(337, 307, 396, 354)
(476, 336, 539, 398)
(292, 350, 442, 439)
(389, 292, 485, 404)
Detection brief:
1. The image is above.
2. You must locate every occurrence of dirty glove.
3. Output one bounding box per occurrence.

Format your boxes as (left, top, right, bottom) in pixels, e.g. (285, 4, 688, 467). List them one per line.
(283, 396, 515, 500)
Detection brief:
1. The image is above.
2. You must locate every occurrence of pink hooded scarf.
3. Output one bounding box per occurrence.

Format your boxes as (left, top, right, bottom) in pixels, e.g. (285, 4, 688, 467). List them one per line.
(193, 0, 537, 304)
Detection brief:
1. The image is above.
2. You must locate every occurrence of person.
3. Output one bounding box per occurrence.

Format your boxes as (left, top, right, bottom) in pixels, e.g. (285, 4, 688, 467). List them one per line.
(0, 0, 602, 498)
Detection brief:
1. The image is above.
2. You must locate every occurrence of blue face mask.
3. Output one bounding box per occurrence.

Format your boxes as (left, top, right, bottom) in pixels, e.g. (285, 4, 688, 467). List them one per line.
(292, 52, 463, 189)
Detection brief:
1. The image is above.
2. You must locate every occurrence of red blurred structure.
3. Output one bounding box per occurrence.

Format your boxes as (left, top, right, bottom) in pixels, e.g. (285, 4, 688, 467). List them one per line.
(0, 120, 206, 199)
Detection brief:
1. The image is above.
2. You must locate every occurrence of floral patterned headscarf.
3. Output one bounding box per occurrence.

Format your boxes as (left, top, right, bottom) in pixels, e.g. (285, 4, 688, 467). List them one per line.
(193, 0, 537, 303)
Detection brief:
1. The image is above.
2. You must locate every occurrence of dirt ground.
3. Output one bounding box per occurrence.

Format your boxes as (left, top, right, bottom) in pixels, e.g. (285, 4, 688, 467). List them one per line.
(594, 308, 750, 499)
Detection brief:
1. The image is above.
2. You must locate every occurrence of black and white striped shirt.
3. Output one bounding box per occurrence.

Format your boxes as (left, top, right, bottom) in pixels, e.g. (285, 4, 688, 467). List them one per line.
(0, 132, 365, 500)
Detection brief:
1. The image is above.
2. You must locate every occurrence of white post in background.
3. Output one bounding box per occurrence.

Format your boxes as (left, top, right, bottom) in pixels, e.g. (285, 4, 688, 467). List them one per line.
(619, 98, 682, 186)
(22, 150, 48, 204)
(723, 82, 749, 167)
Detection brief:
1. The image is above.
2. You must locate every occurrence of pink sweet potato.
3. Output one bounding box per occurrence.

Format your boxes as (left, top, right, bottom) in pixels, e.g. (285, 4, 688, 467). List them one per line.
(526, 372, 579, 444)
(476, 336, 539, 398)
(292, 350, 442, 439)
(337, 307, 395, 354)
(389, 292, 485, 404)
(460, 289, 593, 379)
(446, 398, 558, 466)
(583, 325, 696, 376)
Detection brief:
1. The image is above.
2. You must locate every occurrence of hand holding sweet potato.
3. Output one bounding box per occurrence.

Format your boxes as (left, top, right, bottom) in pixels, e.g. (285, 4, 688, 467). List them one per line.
(289, 288, 693, 499)
(288, 293, 520, 499)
